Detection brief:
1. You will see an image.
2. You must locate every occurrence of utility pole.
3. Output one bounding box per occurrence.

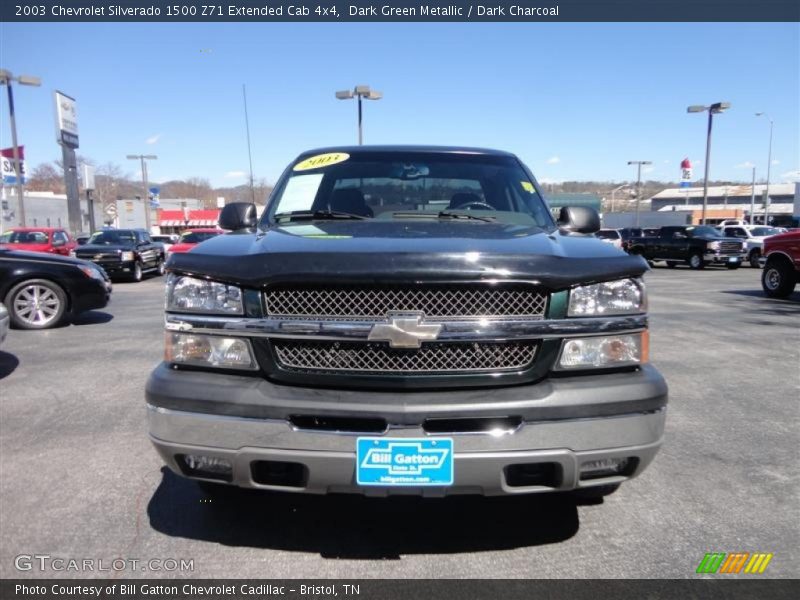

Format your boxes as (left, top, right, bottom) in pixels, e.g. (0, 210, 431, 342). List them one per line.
(687, 102, 731, 225)
(126, 154, 157, 232)
(627, 161, 651, 227)
(749, 167, 756, 225)
(756, 113, 774, 225)
(242, 84, 256, 204)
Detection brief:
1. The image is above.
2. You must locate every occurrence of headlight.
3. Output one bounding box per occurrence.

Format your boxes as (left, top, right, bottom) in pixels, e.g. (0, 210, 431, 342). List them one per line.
(567, 278, 646, 317)
(708, 241, 721, 250)
(166, 274, 243, 314)
(557, 332, 647, 370)
(69, 250, 77, 258)
(120, 251, 135, 261)
(165, 332, 256, 370)
(77, 265, 105, 281)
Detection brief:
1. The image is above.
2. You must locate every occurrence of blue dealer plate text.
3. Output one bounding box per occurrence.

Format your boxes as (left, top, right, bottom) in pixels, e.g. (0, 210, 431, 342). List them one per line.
(356, 437, 454, 486)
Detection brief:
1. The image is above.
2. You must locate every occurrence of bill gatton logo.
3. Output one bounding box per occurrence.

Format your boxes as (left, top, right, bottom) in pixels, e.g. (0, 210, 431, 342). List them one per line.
(696, 552, 774, 574)
(360, 441, 449, 476)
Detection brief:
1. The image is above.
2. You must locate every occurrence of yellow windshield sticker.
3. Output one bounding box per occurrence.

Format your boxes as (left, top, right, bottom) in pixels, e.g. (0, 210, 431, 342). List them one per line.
(293, 152, 350, 171)
(521, 181, 534, 193)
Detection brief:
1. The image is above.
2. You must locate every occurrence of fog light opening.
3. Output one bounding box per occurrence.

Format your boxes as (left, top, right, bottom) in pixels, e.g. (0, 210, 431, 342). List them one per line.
(579, 457, 637, 481)
(178, 454, 233, 482)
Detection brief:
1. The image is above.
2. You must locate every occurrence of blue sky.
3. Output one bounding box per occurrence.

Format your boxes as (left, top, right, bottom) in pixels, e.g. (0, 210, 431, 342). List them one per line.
(1, 22, 798, 188)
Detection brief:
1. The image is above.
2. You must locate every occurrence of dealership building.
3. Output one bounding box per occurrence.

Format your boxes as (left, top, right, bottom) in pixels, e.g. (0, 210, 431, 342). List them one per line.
(648, 182, 799, 226)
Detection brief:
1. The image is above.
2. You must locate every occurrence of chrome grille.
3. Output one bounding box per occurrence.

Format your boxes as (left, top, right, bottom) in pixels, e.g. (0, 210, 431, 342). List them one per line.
(719, 241, 743, 254)
(264, 286, 547, 321)
(77, 252, 119, 262)
(273, 340, 537, 374)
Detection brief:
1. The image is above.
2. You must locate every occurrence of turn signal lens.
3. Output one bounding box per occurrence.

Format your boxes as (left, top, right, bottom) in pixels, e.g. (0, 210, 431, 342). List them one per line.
(165, 332, 256, 370)
(557, 333, 646, 370)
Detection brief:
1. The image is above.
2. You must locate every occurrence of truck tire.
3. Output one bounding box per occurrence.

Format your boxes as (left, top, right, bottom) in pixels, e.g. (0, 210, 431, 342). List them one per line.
(749, 249, 761, 268)
(726, 262, 740, 270)
(130, 261, 143, 282)
(762, 258, 796, 298)
(688, 253, 705, 270)
(156, 258, 166, 276)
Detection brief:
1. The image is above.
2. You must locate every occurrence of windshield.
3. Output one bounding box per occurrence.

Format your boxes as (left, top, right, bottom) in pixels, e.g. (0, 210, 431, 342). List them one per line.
(180, 231, 220, 244)
(89, 231, 136, 245)
(750, 227, 781, 237)
(686, 226, 722, 238)
(263, 152, 554, 228)
(0, 231, 49, 244)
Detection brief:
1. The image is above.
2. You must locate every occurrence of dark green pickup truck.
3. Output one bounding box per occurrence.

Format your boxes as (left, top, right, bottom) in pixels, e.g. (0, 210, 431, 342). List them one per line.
(628, 225, 746, 270)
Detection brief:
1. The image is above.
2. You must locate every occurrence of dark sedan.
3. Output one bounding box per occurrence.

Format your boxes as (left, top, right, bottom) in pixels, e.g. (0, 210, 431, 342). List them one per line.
(0, 249, 112, 330)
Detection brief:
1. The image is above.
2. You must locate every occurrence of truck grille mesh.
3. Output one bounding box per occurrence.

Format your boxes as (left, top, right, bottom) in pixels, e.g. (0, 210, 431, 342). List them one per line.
(264, 286, 547, 321)
(273, 340, 537, 374)
(719, 241, 743, 254)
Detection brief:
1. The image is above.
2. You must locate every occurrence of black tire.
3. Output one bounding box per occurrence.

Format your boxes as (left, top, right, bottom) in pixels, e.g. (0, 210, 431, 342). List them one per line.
(749, 249, 761, 269)
(666, 261, 679, 269)
(726, 262, 741, 270)
(762, 259, 796, 298)
(688, 253, 705, 270)
(5, 278, 69, 330)
(571, 484, 621, 500)
(130, 261, 143, 282)
(155, 258, 166, 277)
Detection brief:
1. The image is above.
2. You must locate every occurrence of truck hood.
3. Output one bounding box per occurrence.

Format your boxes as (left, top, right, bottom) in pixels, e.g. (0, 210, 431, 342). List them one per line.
(75, 243, 134, 254)
(167, 221, 648, 291)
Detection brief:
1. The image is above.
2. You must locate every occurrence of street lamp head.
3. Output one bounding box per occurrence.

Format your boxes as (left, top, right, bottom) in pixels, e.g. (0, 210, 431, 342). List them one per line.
(126, 155, 139, 160)
(687, 105, 707, 113)
(710, 101, 731, 114)
(143, 155, 157, 160)
(366, 90, 383, 100)
(354, 85, 371, 95)
(335, 90, 354, 100)
(17, 75, 41, 87)
(0, 69, 11, 84)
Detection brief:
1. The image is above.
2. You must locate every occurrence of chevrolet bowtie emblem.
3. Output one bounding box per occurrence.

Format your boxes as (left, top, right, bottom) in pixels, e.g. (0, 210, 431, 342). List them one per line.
(368, 313, 442, 349)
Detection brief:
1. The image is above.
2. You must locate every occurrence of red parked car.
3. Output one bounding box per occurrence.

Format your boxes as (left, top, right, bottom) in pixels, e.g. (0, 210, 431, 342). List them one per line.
(0, 227, 77, 256)
(762, 230, 800, 298)
(167, 228, 223, 254)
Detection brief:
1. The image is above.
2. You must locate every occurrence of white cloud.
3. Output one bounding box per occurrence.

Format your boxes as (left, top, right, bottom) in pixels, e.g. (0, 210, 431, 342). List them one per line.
(546, 156, 560, 165)
(643, 166, 655, 174)
(735, 161, 755, 169)
(224, 170, 247, 179)
(771, 159, 780, 165)
(146, 134, 161, 145)
(780, 170, 800, 182)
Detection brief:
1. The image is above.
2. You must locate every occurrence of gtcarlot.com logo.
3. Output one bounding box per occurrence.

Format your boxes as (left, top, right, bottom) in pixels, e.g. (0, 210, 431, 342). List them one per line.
(696, 552, 773, 574)
(14, 554, 194, 572)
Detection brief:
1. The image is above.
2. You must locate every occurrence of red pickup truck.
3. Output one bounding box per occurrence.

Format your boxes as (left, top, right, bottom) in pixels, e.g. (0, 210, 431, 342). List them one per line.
(761, 230, 800, 298)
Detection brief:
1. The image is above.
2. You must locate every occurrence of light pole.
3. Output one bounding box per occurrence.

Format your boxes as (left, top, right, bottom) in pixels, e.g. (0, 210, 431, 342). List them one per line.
(0, 69, 42, 227)
(627, 161, 652, 226)
(755, 112, 773, 225)
(126, 154, 157, 232)
(335, 85, 382, 145)
(688, 102, 731, 225)
(610, 183, 632, 213)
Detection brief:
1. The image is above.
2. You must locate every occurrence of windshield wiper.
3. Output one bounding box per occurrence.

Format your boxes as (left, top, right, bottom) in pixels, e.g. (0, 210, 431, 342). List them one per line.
(274, 210, 368, 221)
(392, 211, 495, 223)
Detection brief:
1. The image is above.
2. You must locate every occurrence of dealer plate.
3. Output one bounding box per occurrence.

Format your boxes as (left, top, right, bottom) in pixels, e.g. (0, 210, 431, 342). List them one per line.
(356, 437, 453, 486)
(728, 256, 740, 263)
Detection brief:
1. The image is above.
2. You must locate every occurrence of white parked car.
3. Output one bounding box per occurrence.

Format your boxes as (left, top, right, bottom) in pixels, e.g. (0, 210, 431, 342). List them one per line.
(596, 228, 623, 249)
(719, 225, 785, 268)
(151, 234, 179, 254)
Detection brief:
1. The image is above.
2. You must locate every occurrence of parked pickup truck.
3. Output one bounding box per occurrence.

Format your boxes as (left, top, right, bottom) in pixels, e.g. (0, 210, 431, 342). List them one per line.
(719, 225, 785, 268)
(74, 229, 165, 282)
(146, 145, 668, 501)
(761, 230, 800, 298)
(628, 225, 746, 269)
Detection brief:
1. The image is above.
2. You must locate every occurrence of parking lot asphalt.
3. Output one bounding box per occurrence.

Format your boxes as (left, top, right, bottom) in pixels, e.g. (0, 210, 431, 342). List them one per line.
(0, 266, 798, 579)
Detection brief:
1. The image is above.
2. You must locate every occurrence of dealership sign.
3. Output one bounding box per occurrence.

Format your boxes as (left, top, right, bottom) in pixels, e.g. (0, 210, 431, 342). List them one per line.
(1, 147, 26, 185)
(680, 157, 692, 188)
(54, 90, 79, 148)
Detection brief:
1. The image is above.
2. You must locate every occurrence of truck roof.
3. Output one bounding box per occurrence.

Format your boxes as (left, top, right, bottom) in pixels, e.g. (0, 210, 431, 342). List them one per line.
(294, 145, 517, 160)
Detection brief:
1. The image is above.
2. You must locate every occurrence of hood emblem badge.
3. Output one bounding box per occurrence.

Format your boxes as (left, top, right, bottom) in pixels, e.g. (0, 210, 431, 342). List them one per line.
(368, 313, 442, 349)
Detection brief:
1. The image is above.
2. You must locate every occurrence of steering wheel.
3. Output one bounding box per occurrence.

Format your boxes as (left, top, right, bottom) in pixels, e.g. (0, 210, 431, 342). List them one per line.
(452, 201, 495, 211)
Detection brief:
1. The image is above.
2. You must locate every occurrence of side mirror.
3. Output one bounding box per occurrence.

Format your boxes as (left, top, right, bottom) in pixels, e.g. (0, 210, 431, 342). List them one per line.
(557, 206, 600, 234)
(219, 202, 257, 231)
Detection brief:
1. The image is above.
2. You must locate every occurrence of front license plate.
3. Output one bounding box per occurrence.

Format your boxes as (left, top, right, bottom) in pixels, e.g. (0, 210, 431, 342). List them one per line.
(728, 257, 739, 263)
(356, 437, 454, 486)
